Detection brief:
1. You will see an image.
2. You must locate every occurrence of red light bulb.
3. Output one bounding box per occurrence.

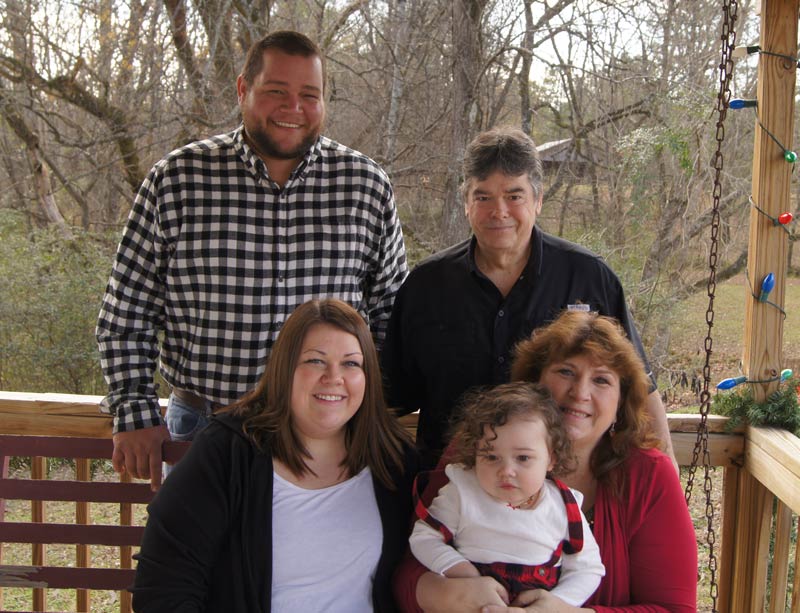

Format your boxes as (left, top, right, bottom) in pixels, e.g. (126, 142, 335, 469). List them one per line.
(779, 212, 794, 225)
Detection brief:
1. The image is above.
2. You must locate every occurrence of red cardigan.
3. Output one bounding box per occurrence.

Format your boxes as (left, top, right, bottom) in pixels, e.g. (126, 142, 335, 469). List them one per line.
(393, 447, 697, 612)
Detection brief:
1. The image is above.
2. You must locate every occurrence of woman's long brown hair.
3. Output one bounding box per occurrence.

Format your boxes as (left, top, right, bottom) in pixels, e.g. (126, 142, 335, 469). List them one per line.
(226, 299, 411, 489)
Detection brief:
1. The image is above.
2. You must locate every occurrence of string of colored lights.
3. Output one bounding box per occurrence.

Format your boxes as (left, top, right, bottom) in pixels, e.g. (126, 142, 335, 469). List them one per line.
(748, 195, 793, 234)
(716, 44, 798, 392)
(731, 44, 798, 66)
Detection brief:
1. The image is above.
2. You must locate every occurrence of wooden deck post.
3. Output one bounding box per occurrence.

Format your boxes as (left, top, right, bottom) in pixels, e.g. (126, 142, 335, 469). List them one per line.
(730, 1, 800, 608)
(742, 0, 798, 397)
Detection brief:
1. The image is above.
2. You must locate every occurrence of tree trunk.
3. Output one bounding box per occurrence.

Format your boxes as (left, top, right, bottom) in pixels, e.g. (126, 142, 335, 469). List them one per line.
(383, 0, 410, 170)
(441, 0, 487, 248)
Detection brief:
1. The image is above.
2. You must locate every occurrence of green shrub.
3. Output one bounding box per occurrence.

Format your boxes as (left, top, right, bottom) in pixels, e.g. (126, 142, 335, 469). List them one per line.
(0, 211, 116, 394)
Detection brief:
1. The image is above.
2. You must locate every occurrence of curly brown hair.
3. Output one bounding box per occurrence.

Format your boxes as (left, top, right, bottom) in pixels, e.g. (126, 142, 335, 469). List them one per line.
(511, 310, 658, 495)
(448, 382, 575, 477)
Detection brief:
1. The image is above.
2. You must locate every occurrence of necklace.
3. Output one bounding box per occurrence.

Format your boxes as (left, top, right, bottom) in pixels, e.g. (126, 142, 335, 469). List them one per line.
(507, 488, 542, 510)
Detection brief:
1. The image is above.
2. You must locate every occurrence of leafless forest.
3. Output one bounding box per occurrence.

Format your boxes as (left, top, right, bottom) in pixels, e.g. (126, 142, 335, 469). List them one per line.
(0, 0, 788, 393)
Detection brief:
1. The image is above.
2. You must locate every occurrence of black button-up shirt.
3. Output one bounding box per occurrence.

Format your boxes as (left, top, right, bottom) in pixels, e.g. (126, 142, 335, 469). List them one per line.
(382, 226, 650, 466)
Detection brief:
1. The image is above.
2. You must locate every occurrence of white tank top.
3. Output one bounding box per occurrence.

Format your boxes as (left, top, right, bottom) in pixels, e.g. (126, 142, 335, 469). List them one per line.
(271, 466, 382, 612)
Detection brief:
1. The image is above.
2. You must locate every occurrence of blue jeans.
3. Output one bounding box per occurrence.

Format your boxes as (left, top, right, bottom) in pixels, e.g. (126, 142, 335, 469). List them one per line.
(163, 392, 212, 478)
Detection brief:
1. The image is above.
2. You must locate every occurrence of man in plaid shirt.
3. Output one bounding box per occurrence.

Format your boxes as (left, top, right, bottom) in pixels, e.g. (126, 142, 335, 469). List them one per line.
(96, 31, 407, 490)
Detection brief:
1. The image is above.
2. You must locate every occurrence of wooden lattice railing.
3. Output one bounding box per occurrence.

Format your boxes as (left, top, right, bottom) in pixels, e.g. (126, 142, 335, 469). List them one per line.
(0, 391, 797, 612)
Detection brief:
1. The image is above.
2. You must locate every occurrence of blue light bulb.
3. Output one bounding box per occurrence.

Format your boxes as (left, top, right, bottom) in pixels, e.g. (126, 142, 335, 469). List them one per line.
(730, 98, 757, 109)
(759, 273, 775, 302)
(717, 376, 747, 390)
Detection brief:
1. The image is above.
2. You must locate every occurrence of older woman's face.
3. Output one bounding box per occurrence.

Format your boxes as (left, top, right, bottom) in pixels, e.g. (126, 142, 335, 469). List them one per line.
(290, 323, 366, 443)
(539, 353, 621, 453)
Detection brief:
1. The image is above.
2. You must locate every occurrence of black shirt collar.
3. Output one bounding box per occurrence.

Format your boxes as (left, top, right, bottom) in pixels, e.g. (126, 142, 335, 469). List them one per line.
(466, 226, 542, 279)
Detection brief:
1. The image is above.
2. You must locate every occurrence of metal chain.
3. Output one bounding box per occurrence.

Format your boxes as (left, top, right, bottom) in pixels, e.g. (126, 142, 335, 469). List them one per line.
(683, 1, 738, 610)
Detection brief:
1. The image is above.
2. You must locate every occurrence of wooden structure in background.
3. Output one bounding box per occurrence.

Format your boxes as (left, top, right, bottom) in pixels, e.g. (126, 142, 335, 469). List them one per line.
(0, 392, 800, 613)
(728, 1, 800, 610)
(0, 428, 188, 613)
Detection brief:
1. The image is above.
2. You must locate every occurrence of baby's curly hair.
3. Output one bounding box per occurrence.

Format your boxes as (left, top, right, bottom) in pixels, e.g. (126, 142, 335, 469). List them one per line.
(448, 382, 575, 477)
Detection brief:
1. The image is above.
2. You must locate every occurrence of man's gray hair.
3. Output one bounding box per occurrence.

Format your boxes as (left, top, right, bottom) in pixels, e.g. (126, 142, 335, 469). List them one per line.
(460, 127, 544, 202)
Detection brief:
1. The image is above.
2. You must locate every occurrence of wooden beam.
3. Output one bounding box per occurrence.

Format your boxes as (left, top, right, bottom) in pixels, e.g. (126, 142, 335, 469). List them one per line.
(743, 0, 799, 401)
(725, 469, 773, 612)
(722, 4, 799, 609)
(746, 425, 800, 514)
(671, 431, 742, 467)
(768, 500, 793, 613)
(716, 466, 740, 613)
(0, 391, 167, 437)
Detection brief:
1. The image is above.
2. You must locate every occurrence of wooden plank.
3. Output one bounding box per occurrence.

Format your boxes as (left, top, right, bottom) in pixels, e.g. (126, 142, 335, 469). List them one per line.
(0, 435, 190, 465)
(792, 528, 800, 613)
(671, 431, 743, 467)
(727, 469, 773, 613)
(0, 392, 168, 438)
(0, 391, 107, 407)
(76, 457, 90, 613)
(742, 0, 799, 401)
(120, 470, 134, 613)
(31, 456, 45, 612)
(747, 426, 800, 514)
(0, 523, 144, 547)
(0, 565, 135, 591)
(0, 436, 113, 459)
(0, 391, 167, 413)
(716, 466, 740, 613)
(0, 414, 112, 438)
(0, 452, 6, 612)
(667, 413, 742, 433)
(0, 479, 155, 504)
(768, 500, 793, 613)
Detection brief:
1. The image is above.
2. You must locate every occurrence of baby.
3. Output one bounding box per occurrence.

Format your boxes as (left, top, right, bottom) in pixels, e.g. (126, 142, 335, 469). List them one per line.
(409, 382, 604, 606)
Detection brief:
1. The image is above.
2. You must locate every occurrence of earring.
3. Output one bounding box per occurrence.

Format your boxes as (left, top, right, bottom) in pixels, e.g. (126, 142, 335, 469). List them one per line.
(608, 421, 616, 435)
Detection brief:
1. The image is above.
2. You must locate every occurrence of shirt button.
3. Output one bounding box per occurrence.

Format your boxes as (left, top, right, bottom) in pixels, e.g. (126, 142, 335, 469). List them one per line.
(498, 309, 505, 317)
(498, 356, 505, 364)
(278, 276, 284, 283)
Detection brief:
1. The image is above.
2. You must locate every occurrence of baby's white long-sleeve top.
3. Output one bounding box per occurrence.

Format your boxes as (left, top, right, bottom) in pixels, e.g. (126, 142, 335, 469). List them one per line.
(409, 463, 604, 606)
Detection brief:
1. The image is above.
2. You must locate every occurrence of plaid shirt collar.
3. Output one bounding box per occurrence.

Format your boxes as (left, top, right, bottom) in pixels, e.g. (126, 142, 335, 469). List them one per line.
(233, 125, 323, 185)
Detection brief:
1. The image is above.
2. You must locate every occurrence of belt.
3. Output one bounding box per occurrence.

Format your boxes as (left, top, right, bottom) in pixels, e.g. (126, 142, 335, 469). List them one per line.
(171, 388, 221, 413)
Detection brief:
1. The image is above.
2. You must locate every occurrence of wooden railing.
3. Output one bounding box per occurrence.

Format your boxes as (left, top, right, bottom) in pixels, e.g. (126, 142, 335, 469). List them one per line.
(0, 391, 797, 611)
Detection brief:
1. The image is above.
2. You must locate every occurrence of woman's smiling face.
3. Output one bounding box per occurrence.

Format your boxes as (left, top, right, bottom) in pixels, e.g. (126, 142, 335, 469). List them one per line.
(539, 353, 621, 453)
(290, 323, 365, 443)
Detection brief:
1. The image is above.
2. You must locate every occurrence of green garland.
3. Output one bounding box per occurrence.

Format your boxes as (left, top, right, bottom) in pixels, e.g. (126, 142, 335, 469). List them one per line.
(713, 377, 800, 436)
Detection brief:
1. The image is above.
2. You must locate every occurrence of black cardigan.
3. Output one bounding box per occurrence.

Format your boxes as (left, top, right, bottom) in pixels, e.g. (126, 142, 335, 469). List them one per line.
(132, 414, 419, 612)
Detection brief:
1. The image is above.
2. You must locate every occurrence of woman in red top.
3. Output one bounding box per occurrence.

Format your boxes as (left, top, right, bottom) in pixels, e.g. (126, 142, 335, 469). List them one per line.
(394, 310, 697, 612)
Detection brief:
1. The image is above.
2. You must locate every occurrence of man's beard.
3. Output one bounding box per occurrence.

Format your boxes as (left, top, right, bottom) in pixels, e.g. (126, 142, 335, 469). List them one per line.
(246, 125, 319, 160)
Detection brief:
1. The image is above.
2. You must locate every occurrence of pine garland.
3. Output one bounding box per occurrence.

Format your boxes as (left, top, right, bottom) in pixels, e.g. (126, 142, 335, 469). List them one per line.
(713, 377, 800, 436)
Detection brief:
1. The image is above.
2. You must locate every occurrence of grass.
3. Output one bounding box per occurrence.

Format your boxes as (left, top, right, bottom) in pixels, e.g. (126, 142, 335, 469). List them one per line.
(663, 275, 800, 410)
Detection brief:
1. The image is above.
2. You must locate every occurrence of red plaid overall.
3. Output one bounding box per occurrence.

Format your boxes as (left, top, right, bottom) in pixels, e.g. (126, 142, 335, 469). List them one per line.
(413, 472, 585, 600)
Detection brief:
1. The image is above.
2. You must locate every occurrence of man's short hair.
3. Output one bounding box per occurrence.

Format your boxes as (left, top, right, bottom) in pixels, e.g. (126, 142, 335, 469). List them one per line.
(460, 127, 544, 202)
(240, 30, 326, 88)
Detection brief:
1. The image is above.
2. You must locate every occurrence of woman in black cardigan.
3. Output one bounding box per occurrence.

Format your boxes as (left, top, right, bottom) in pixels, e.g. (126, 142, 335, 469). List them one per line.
(132, 299, 419, 612)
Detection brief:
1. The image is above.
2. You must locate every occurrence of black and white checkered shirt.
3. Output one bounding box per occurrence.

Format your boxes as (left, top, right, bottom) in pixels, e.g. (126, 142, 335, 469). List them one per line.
(97, 126, 407, 433)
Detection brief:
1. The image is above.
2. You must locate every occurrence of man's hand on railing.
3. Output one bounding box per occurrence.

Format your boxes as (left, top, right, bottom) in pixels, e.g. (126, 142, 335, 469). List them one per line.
(112, 425, 171, 492)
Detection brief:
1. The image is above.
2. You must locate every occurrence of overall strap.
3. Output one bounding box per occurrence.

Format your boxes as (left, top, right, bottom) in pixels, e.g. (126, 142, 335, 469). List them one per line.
(413, 471, 454, 544)
(550, 476, 584, 554)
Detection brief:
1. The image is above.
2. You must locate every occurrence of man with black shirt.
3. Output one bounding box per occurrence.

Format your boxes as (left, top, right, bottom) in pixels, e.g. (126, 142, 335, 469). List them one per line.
(382, 127, 673, 469)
